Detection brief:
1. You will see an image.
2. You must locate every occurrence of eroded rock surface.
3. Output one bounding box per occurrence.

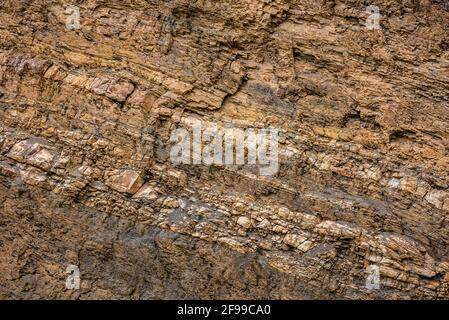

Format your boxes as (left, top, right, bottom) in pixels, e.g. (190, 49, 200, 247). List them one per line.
(0, 0, 449, 299)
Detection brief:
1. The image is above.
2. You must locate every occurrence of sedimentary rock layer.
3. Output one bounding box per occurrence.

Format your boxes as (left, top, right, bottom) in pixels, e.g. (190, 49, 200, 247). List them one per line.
(0, 0, 448, 299)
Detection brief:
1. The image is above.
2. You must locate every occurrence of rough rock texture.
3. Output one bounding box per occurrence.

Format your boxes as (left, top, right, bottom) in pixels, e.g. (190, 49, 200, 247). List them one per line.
(0, 0, 449, 299)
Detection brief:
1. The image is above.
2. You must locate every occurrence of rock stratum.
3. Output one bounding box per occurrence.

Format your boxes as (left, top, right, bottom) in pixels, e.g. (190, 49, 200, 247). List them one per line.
(0, 0, 449, 299)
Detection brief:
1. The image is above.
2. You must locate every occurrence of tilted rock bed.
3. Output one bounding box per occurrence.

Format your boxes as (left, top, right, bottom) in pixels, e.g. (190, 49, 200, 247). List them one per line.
(0, 0, 448, 299)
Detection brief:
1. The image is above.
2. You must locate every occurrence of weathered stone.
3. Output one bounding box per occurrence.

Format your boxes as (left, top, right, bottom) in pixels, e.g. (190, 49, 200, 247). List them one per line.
(27, 149, 55, 171)
(316, 221, 362, 239)
(106, 169, 144, 194)
(283, 233, 309, 250)
(163, 197, 180, 209)
(237, 216, 252, 229)
(7, 139, 55, 170)
(90, 77, 135, 102)
(133, 183, 159, 201)
(425, 190, 448, 210)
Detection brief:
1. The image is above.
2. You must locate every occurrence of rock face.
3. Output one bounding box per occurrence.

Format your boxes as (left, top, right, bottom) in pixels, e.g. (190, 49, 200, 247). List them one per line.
(0, 0, 449, 299)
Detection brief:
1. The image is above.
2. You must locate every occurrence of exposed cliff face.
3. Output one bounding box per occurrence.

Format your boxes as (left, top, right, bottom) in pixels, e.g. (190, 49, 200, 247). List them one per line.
(0, 0, 448, 299)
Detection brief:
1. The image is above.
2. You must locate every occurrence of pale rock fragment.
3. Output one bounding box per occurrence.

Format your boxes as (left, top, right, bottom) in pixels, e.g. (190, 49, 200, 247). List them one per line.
(106, 169, 144, 194)
(277, 207, 290, 219)
(399, 176, 431, 198)
(272, 224, 288, 234)
(163, 197, 180, 208)
(424, 190, 448, 209)
(27, 148, 55, 170)
(74, 165, 94, 177)
(256, 219, 271, 230)
(298, 212, 321, 229)
(133, 183, 159, 201)
(106, 80, 135, 102)
(376, 233, 423, 259)
(387, 178, 400, 188)
(20, 168, 53, 190)
(283, 233, 312, 252)
(297, 241, 314, 252)
(7, 140, 32, 162)
(315, 220, 362, 239)
(379, 265, 404, 280)
(90, 77, 135, 102)
(400, 176, 418, 193)
(218, 237, 247, 253)
(0, 161, 17, 177)
(7, 139, 55, 170)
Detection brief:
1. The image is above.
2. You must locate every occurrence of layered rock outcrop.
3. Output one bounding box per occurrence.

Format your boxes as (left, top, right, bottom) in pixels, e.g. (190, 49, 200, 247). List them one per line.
(0, 0, 448, 299)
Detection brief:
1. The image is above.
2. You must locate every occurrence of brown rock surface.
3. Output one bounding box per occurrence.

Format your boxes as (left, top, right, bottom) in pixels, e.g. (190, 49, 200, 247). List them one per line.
(0, 0, 448, 299)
